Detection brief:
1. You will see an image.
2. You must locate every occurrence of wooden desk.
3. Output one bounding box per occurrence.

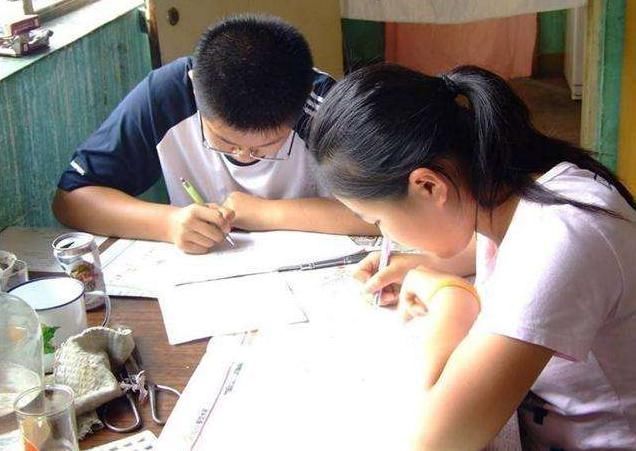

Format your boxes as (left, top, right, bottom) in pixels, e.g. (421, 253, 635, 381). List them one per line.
(80, 297, 205, 449)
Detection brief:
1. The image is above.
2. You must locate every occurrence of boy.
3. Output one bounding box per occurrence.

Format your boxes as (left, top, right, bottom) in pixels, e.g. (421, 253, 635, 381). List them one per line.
(53, 15, 375, 253)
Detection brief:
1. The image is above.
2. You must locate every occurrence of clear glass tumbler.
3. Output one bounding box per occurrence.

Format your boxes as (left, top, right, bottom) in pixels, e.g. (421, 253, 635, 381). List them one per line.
(0, 293, 43, 450)
(14, 385, 78, 451)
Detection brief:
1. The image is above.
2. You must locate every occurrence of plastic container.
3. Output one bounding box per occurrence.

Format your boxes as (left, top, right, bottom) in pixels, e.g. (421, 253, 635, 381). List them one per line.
(0, 292, 43, 450)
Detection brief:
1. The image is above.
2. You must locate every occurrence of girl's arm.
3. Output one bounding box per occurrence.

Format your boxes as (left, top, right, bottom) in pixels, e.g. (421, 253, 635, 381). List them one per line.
(398, 267, 481, 388)
(398, 267, 554, 450)
(411, 334, 553, 450)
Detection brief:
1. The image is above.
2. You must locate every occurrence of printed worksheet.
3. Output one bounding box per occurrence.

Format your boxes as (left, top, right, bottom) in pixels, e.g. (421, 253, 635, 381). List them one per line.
(102, 231, 363, 297)
(158, 272, 307, 344)
(183, 320, 424, 451)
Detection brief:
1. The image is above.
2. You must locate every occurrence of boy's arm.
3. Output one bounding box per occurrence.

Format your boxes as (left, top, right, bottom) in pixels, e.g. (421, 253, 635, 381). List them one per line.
(53, 186, 233, 254)
(223, 191, 379, 236)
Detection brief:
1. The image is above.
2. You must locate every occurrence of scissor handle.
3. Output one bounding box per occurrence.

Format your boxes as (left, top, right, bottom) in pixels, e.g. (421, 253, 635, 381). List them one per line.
(100, 391, 142, 433)
(148, 382, 181, 425)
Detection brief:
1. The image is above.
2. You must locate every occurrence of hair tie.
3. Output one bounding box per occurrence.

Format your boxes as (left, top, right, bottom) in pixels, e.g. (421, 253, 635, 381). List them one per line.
(441, 74, 459, 98)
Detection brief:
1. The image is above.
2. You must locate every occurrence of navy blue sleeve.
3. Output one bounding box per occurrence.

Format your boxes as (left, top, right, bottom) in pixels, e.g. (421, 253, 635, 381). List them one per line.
(294, 68, 336, 142)
(58, 57, 196, 196)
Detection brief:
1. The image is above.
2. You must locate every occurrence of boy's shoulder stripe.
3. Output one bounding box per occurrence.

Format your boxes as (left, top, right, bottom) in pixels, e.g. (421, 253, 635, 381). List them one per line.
(305, 97, 320, 111)
(309, 91, 324, 103)
(294, 68, 335, 139)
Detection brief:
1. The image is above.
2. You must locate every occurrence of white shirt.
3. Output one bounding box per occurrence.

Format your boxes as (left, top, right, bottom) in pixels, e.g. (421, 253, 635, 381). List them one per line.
(474, 162, 636, 449)
(157, 112, 330, 206)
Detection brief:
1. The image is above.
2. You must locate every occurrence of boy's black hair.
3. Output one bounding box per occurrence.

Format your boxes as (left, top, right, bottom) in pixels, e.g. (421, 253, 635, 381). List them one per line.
(310, 64, 635, 217)
(193, 14, 314, 131)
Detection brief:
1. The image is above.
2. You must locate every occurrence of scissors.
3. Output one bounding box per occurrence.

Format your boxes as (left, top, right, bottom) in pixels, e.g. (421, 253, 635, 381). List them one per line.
(99, 347, 181, 432)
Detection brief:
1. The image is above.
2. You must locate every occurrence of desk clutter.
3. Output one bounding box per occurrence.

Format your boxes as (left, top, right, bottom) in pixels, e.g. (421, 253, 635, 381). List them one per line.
(0, 226, 380, 448)
(87, 229, 369, 344)
(0, 226, 521, 449)
(0, 14, 52, 57)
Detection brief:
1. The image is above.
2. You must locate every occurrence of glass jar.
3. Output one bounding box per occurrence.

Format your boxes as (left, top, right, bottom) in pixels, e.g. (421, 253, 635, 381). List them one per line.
(0, 292, 43, 450)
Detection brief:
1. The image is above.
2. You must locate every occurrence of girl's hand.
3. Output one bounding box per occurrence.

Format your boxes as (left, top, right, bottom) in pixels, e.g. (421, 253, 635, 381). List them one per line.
(398, 266, 478, 322)
(354, 252, 432, 306)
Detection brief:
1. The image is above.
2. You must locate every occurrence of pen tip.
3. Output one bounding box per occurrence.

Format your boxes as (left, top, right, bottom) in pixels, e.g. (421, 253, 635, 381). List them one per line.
(180, 177, 185, 183)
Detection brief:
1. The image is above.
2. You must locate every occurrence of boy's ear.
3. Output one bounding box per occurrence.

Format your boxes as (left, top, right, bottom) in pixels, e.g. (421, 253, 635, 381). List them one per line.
(188, 70, 194, 80)
(408, 168, 449, 206)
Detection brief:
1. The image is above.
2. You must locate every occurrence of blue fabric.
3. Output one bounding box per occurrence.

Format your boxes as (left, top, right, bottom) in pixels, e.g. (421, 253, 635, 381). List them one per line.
(58, 57, 334, 195)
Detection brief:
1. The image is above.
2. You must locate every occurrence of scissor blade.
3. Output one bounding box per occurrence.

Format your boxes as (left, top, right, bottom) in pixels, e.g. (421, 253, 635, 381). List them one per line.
(124, 348, 143, 376)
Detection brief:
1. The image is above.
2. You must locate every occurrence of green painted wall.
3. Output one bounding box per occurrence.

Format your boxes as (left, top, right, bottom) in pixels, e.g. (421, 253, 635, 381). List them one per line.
(595, 0, 626, 170)
(581, 0, 626, 171)
(341, 19, 385, 72)
(0, 10, 166, 229)
(538, 10, 567, 55)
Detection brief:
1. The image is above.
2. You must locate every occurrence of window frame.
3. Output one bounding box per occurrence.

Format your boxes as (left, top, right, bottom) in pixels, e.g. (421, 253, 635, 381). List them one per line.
(22, 0, 99, 22)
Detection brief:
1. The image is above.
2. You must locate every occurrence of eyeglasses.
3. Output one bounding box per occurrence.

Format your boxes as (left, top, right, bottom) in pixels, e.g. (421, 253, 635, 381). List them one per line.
(199, 112, 295, 161)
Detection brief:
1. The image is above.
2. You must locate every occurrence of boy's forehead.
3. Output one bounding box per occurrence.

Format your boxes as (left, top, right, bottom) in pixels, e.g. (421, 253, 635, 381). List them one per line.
(202, 116, 292, 146)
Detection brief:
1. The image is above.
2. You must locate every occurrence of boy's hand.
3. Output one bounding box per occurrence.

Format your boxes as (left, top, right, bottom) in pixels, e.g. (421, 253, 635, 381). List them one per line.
(168, 203, 234, 254)
(354, 252, 431, 306)
(222, 191, 268, 230)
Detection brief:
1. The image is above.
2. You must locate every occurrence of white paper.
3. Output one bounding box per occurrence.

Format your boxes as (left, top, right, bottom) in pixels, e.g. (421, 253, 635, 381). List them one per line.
(102, 231, 363, 297)
(158, 273, 307, 345)
(100, 238, 158, 297)
(156, 335, 248, 451)
(159, 315, 425, 451)
(158, 266, 522, 450)
(0, 227, 107, 273)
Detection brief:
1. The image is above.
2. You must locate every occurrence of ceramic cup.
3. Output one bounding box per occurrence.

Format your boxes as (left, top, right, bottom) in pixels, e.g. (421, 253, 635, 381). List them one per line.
(9, 276, 110, 372)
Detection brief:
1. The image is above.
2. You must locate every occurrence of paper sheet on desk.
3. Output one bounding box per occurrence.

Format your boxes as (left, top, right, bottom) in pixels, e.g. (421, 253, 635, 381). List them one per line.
(101, 231, 363, 297)
(0, 227, 107, 273)
(101, 238, 165, 297)
(158, 267, 523, 450)
(159, 317, 424, 451)
(158, 273, 307, 344)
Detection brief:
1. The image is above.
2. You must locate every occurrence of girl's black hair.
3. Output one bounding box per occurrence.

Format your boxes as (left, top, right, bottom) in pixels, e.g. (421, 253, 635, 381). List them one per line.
(309, 64, 635, 217)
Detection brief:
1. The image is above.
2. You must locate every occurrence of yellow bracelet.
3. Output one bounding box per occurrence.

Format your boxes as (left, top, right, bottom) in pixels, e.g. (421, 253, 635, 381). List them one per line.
(427, 278, 480, 307)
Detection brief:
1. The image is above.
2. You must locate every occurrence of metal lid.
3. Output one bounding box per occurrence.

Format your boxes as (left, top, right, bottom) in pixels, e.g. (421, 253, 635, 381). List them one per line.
(52, 232, 95, 257)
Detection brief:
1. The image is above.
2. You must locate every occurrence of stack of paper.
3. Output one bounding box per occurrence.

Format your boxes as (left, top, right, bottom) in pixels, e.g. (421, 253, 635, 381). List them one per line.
(101, 231, 363, 297)
(158, 315, 427, 451)
(100, 231, 364, 343)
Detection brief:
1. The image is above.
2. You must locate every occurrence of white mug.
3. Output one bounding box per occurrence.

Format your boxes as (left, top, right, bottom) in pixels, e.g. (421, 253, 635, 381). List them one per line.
(9, 276, 110, 372)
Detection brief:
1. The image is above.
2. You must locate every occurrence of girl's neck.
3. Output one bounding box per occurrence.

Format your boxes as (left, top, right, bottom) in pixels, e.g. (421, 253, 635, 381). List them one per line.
(475, 195, 520, 245)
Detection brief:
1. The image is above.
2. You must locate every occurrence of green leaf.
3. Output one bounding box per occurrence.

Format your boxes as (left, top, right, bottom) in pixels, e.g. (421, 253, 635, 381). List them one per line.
(41, 324, 60, 355)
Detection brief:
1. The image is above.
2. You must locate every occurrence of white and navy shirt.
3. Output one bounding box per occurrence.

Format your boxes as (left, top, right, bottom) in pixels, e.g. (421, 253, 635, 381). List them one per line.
(58, 57, 335, 206)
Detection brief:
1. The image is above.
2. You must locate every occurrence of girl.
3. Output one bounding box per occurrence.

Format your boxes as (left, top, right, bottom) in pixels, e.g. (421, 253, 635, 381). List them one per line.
(309, 64, 636, 450)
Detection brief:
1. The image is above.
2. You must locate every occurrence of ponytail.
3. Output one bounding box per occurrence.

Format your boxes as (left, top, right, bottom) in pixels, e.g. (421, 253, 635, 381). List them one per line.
(310, 63, 635, 216)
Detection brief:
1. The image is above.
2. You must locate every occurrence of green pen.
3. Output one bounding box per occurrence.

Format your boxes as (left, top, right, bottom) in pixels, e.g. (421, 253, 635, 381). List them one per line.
(180, 177, 235, 247)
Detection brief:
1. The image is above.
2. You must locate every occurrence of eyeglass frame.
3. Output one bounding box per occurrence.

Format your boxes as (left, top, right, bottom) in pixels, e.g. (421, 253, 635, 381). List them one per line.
(198, 112, 296, 161)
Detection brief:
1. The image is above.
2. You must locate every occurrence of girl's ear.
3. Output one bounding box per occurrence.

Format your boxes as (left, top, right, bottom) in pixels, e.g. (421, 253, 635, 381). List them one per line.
(408, 168, 449, 207)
